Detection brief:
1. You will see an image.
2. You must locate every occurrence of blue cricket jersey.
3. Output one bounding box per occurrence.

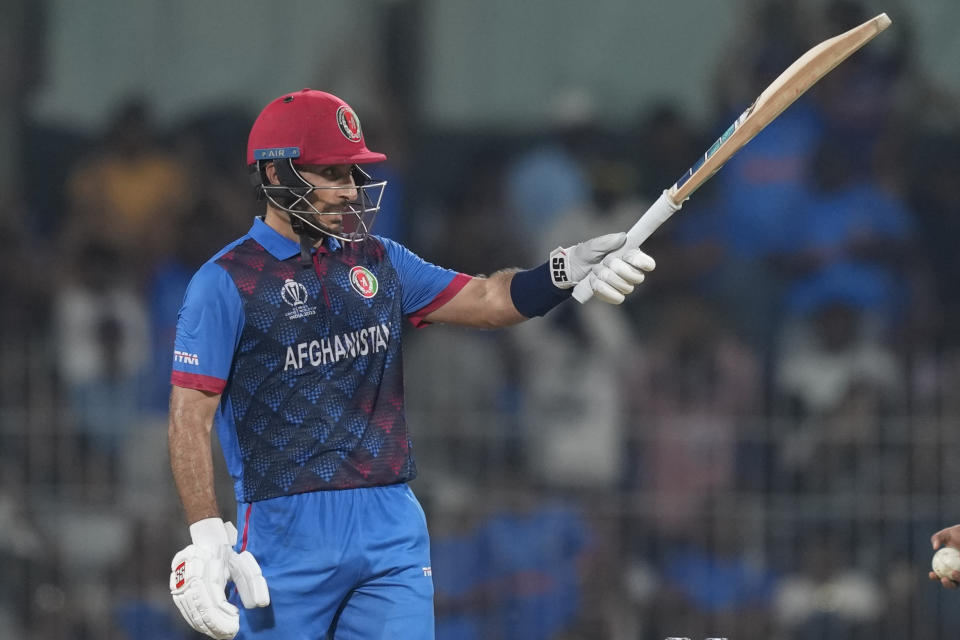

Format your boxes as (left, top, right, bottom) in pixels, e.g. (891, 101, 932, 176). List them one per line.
(171, 218, 470, 502)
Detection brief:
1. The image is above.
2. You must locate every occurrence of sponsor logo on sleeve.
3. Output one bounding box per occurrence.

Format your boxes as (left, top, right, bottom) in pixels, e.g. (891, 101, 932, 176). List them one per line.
(174, 350, 199, 366)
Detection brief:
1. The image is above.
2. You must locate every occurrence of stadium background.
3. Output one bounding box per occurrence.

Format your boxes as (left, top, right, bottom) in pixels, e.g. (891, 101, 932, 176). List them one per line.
(2, 0, 960, 637)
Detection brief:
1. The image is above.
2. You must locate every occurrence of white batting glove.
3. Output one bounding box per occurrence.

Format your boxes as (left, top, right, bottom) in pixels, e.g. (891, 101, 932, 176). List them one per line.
(549, 232, 655, 304)
(170, 518, 269, 640)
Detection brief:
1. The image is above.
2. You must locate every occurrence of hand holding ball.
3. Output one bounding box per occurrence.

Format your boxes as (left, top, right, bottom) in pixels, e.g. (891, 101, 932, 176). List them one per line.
(932, 547, 960, 581)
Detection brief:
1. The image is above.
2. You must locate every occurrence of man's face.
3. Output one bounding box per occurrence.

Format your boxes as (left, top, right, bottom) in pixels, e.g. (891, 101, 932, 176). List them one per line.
(295, 164, 358, 235)
(263, 160, 385, 242)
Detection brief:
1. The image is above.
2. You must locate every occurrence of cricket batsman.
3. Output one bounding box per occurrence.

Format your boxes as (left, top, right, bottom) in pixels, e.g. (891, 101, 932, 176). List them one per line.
(167, 88, 655, 639)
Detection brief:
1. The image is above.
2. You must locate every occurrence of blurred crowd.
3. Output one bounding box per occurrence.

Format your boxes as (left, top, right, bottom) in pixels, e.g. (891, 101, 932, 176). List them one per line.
(3, 0, 960, 638)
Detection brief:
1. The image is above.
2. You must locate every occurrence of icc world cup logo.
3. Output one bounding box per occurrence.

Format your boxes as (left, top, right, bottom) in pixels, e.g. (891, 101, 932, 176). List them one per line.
(281, 279, 309, 306)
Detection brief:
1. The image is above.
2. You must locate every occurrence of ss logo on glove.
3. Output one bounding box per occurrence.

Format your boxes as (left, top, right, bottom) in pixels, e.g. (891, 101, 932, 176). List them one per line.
(551, 253, 568, 283)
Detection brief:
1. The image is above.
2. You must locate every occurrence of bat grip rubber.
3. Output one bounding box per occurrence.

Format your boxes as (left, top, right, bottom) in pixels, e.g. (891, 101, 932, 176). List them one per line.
(571, 190, 683, 303)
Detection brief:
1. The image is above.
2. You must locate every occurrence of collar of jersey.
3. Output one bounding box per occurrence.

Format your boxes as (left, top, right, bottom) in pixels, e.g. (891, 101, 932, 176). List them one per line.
(249, 217, 341, 260)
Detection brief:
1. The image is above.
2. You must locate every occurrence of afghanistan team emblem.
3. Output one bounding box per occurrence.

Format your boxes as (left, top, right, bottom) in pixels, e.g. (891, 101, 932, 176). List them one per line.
(349, 266, 378, 298)
(337, 106, 363, 142)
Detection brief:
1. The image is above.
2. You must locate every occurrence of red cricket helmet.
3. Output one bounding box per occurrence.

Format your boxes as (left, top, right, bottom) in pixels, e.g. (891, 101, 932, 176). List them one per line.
(247, 89, 386, 166)
(247, 89, 388, 245)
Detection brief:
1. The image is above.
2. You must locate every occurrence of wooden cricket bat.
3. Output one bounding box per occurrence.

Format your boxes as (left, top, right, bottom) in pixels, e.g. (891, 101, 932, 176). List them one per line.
(573, 12, 892, 303)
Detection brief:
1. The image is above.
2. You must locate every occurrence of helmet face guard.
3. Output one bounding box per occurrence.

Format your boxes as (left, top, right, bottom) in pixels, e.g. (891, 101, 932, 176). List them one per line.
(255, 159, 386, 242)
(247, 89, 388, 243)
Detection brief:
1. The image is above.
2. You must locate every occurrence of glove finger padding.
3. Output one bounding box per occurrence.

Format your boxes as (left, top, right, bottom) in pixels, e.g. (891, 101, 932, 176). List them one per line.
(590, 277, 626, 305)
(604, 256, 647, 287)
(591, 248, 656, 301)
(223, 520, 270, 609)
(621, 248, 656, 273)
(170, 546, 239, 639)
(595, 265, 636, 294)
(228, 550, 271, 608)
(604, 257, 649, 286)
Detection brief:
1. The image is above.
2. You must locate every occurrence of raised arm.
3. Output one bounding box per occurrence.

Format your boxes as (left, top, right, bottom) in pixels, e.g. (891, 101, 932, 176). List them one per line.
(422, 232, 656, 328)
(421, 269, 526, 328)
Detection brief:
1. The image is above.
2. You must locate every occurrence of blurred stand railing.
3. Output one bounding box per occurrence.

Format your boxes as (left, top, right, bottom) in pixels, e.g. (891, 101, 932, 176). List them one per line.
(2, 401, 960, 639)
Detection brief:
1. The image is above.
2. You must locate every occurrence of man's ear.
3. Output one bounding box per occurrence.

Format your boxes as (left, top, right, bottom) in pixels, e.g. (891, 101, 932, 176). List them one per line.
(265, 161, 280, 186)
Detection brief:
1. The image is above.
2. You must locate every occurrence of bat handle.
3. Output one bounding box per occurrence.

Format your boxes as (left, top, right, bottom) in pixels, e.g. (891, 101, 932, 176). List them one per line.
(571, 190, 683, 304)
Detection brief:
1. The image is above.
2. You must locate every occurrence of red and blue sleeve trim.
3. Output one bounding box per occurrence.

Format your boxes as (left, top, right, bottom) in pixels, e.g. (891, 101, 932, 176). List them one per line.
(171, 371, 227, 394)
(407, 273, 472, 328)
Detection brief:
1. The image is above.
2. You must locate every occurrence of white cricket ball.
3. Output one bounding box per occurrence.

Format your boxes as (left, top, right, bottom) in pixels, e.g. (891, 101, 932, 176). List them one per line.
(932, 547, 960, 580)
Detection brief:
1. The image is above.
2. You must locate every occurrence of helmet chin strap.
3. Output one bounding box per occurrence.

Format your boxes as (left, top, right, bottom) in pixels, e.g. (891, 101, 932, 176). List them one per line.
(263, 158, 328, 266)
(287, 211, 325, 267)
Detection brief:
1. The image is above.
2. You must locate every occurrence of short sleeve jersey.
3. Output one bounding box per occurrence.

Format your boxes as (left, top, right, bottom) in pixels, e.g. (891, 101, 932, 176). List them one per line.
(172, 218, 470, 503)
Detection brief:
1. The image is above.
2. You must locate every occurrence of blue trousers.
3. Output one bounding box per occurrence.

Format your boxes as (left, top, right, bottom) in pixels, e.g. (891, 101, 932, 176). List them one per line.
(230, 483, 435, 639)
